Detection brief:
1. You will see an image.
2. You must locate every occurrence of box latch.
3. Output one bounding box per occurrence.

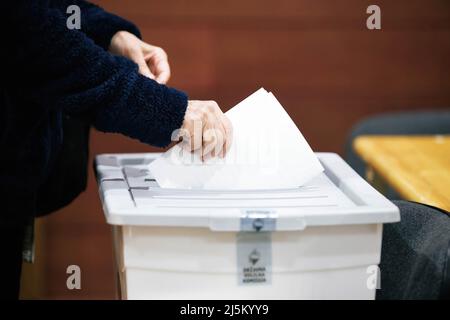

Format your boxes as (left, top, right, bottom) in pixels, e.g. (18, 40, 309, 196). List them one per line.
(240, 209, 277, 232)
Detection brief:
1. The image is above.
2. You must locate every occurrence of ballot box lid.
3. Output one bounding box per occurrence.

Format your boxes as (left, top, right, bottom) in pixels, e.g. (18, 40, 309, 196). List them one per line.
(94, 152, 399, 231)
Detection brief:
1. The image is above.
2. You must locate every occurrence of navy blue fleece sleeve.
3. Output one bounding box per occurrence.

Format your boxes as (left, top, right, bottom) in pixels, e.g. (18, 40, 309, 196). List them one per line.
(6, 1, 187, 148)
(49, 0, 142, 50)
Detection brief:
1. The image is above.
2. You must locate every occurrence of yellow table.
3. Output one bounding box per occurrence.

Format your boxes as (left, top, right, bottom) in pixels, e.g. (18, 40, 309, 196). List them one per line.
(353, 135, 450, 212)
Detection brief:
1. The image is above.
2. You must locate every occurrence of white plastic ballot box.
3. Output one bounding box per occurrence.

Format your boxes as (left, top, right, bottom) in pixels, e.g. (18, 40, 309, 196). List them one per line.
(95, 152, 400, 300)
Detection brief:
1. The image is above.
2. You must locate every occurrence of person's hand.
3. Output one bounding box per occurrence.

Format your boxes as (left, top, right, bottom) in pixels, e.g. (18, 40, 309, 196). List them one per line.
(109, 31, 170, 84)
(178, 100, 233, 160)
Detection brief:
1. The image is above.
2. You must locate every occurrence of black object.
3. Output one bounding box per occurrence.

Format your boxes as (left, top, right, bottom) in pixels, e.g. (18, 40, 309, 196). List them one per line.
(378, 201, 450, 300)
(0, 222, 26, 300)
(35, 114, 90, 216)
(345, 110, 450, 299)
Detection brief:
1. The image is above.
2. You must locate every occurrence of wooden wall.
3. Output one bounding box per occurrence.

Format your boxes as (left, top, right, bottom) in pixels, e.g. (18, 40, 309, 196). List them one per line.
(31, 0, 449, 299)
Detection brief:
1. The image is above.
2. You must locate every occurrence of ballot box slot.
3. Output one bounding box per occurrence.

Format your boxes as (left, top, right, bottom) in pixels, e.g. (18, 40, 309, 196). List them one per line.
(150, 195, 329, 200)
(155, 204, 338, 209)
(139, 186, 320, 196)
(130, 188, 338, 207)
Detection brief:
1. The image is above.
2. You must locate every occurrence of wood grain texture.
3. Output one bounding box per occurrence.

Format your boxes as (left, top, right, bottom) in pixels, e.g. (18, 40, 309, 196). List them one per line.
(354, 135, 450, 212)
(36, 0, 450, 299)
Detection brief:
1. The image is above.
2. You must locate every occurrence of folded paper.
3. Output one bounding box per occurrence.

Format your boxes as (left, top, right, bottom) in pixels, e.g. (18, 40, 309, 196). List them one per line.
(148, 88, 324, 189)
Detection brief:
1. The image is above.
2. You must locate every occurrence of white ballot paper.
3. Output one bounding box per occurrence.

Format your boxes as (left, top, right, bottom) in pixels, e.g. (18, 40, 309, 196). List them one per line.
(148, 88, 324, 189)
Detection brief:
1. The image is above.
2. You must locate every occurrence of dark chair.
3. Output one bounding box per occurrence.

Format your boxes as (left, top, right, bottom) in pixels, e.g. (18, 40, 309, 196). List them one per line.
(344, 110, 450, 299)
(378, 201, 450, 299)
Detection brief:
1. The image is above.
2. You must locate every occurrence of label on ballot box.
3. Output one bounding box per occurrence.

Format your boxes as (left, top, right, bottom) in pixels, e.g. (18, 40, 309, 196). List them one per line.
(237, 232, 272, 285)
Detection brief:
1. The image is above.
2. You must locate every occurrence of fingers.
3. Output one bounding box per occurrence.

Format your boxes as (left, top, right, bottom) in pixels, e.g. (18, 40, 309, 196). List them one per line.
(180, 102, 202, 153)
(178, 114, 202, 153)
(202, 112, 225, 161)
(212, 112, 228, 159)
(129, 48, 155, 80)
(180, 101, 233, 161)
(109, 32, 168, 82)
(222, 116, 233, 158)
(145, 46, 171, 84)
(153, 57, 171, 84)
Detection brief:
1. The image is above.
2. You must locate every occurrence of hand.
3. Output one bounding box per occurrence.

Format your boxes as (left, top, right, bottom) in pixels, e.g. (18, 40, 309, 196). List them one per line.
(178, 100, 233, 160)
(109, 31, 170, 84)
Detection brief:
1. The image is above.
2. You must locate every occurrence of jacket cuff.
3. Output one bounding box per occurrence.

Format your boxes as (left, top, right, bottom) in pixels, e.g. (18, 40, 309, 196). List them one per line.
(150, 86, 189, 147)
(94, 69, 189, 148)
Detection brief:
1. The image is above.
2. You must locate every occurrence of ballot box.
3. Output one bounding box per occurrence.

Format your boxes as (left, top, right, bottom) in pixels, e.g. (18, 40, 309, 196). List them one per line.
(95, 152, 399, 300)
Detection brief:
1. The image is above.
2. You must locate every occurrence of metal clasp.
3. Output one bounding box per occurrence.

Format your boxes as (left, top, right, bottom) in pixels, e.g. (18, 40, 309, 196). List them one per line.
(240, 209, 277, 232)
